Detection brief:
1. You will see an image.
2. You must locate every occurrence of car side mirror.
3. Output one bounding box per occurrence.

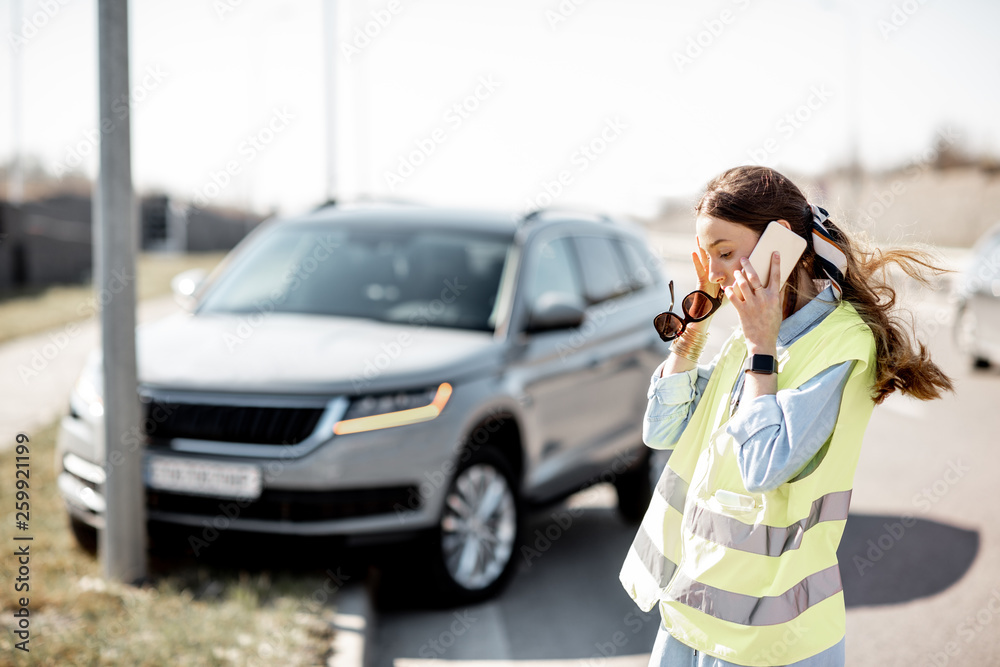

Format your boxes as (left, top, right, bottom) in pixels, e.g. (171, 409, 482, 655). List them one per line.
(170, 268, 207, 311)
(525, 292, 586, 333)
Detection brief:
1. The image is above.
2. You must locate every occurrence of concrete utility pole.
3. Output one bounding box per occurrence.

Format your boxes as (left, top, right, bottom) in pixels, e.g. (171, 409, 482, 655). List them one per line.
(324, 0, 338, 202)
(95, 0, 146, 583)
(9, 0, 24, 204)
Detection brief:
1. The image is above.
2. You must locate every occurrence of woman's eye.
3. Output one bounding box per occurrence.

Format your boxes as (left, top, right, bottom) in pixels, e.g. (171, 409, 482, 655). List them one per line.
(719, 252, 731, 259)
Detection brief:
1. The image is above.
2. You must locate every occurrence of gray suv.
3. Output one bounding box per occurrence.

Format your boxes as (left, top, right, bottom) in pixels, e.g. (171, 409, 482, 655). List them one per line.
(56, 203, 673, 603)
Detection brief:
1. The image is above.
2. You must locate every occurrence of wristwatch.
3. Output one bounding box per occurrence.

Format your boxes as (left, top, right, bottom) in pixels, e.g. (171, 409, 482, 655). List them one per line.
(745, 354, 778, 375)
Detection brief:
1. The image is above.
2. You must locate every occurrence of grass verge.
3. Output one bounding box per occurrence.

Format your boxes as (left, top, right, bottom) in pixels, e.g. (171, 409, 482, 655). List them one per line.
(0, 420, 343, 666)
(0, 252, 228, 346)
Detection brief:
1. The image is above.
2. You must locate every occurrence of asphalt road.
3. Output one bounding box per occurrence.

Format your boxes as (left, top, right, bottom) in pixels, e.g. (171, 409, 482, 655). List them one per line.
(372, 240, 1000, 666)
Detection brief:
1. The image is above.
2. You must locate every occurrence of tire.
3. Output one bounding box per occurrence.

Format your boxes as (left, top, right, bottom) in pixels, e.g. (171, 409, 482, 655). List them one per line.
(423, 447, 522, 606)
(614, 448, 654, 525)
(973, 356, 992, 370)
(69, 516, 98, 555)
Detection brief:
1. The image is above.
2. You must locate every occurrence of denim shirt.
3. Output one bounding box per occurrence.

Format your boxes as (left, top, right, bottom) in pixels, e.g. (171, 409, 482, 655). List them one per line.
(643, 285, 855, 493)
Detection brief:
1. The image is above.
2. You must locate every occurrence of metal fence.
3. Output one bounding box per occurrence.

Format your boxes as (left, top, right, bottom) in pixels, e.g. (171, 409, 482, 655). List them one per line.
(0, 195, 266, 294)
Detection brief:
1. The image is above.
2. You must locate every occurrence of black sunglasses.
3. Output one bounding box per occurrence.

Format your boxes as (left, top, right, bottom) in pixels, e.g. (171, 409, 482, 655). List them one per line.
(653, 280, 724, 342)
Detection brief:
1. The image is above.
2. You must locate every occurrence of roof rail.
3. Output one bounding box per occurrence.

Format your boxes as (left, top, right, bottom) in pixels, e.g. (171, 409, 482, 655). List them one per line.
(311, 198, 338, 212)
(518, 207, 614, 227)
(311, 196, 426, 213)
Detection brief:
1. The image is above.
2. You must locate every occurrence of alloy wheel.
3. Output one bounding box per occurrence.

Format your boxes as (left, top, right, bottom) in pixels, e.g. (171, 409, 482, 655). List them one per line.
(439, 462, 517, 591)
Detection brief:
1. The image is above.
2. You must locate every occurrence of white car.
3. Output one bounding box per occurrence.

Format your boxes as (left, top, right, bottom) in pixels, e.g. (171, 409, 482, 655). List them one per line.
(954, 223, 1000, 368)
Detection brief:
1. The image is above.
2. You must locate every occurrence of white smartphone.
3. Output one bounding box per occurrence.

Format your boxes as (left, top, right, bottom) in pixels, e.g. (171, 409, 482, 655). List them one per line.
(747, 221, 807, 289)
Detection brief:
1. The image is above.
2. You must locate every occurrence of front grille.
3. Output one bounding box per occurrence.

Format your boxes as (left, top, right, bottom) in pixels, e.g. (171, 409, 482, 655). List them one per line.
(143, 400, 324, 446)
(147, 485, 420, 522)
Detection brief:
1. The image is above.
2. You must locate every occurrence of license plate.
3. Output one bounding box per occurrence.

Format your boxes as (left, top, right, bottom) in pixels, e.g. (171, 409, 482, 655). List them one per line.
(146, 456, 262, 500)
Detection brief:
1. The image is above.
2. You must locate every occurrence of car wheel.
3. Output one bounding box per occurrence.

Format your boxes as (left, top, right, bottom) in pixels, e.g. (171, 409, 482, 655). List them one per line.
(69, 516, 98, 555)
(614, 448, 653, 525)
(973, 356, 992, 370)
(426, 447, 521, 605)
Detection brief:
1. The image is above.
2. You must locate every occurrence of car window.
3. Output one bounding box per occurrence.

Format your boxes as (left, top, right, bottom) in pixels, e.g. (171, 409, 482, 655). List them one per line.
(614, 237, 659, 290)
(965, 229, 1000, 286)
(572, 235, 630, 304)
(525, 236, 584, 307)
(198, 224, 512, 332)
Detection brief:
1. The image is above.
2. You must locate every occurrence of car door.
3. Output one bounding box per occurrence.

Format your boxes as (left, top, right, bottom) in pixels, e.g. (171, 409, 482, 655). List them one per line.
(511, 231, 644, 500)
(565, 234, 651, 459)
(508, 233, 594, 499)
(611, 234, 676, 424)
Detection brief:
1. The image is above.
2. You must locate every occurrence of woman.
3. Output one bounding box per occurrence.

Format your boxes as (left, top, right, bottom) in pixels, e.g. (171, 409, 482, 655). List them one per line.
(619, 166, 953, 667)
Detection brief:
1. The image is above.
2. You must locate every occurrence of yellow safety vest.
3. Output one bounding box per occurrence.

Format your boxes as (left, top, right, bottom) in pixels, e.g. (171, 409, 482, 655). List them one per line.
(620, 300, 876, 666)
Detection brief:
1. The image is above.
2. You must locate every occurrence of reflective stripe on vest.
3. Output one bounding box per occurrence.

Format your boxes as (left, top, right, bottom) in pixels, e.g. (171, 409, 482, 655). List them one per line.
(657, 465, 688, 513)
(631, 522, 678, 589)
(665, 564, 843, 627)
(655, 468, 851, 557)
(686, 489, 852, 557)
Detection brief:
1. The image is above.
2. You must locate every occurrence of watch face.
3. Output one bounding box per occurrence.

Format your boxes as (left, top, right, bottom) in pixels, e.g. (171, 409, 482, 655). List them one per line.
(750, 354, 777, 374)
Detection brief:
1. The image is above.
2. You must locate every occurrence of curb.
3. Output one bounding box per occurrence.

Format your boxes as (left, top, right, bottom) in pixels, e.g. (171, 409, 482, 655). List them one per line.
(328, 579, 377, 667)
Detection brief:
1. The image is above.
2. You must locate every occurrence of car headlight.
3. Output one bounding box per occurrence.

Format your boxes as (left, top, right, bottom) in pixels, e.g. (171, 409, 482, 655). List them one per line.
(333, 383, 452, 435)
(72, 352, 105, 418)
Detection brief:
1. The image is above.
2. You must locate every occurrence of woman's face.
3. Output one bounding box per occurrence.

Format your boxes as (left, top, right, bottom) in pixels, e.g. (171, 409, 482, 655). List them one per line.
(695, 215, 762, 289)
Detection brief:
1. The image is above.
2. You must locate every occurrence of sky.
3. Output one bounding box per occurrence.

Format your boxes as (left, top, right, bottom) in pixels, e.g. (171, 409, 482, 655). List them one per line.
(2, 0, 999, 219)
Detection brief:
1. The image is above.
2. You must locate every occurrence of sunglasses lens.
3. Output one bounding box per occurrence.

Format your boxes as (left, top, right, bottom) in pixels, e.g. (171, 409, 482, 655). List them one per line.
(683, 292, 716, 320)
(654, 312, 685, 340)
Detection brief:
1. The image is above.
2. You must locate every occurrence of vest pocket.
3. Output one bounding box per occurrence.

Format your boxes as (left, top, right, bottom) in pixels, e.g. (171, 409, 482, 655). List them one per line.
(692, 424, 761, 517)
(711, 489, 757, 513)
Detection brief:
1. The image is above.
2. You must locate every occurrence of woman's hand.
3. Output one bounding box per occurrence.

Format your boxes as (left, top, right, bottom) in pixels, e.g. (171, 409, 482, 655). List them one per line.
(725, 252, 782, 356)
(693, 237, 720, 298)
(681, 238, 722, 336)
(659, 237, 721, 377)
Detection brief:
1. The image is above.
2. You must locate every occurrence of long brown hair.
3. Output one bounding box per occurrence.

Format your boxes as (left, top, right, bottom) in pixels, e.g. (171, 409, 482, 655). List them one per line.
(696, 165, 953, 404)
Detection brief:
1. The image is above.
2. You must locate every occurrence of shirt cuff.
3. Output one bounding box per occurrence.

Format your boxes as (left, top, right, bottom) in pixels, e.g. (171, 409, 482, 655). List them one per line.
(725, 393, 783, 443)
(647, 364, 699, 404)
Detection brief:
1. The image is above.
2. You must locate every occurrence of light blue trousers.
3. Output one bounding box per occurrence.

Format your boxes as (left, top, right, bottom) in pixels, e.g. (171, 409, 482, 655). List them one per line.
(647, 620, 846, 667)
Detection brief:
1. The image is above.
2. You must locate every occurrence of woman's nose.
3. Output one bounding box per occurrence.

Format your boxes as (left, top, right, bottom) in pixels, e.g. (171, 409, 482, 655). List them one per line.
(707, 261, 726, 285)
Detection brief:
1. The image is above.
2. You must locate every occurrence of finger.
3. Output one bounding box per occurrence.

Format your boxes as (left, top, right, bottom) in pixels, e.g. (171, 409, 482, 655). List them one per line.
(733, 269, 755, 301)
(728, 276, 747, 302)
(739, 257, 762, 290)
(691, 250, 705, 279)
(724, 284, 745, 310)
(696, 237, 710, 268)
(768, 251, 781, 292)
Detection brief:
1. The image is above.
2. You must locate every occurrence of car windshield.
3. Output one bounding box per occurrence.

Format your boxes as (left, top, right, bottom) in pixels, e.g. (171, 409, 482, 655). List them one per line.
(198, 222, 514, 332)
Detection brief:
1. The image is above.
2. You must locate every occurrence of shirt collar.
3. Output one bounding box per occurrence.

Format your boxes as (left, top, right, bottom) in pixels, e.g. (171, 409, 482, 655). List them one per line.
(777, 284, 838, 348)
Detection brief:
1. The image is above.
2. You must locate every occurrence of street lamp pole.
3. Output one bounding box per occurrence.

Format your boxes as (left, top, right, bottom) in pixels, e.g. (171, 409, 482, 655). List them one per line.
(95, 0, 146, 583)
(324, 0, 339, 203)
(9, 0, 24, 204)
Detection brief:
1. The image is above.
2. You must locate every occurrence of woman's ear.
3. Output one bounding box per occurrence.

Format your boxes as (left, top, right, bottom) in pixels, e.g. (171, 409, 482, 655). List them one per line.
(775, 218, 792, 231)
